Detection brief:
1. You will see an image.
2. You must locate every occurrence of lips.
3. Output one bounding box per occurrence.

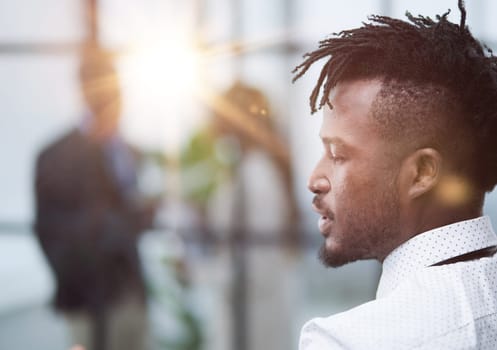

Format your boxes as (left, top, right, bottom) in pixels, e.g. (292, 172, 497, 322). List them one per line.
(318, 216, 332, 236)
(312, 196, 334, 235)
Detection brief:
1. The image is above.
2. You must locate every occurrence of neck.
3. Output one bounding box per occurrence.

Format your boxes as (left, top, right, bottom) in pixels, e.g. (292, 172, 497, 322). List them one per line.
(402, 195, 484, 244)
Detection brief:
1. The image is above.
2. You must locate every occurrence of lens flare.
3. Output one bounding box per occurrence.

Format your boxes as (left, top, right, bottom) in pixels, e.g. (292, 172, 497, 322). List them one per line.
(436, 175, 472, 206)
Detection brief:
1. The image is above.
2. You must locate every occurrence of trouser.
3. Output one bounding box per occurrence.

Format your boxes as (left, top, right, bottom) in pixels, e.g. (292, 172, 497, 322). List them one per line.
(65, 293, 148, 350)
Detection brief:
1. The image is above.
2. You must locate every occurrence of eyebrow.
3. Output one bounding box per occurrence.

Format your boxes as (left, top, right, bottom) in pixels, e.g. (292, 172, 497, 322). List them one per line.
(320, 136, 354, 154)
(320, 136, 346, 146)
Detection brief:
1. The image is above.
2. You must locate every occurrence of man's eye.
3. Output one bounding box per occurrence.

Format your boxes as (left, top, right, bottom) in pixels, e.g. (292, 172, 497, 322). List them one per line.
(326, 144, 336, 158)
(330, 155, 343, 163)
(324, 143, 346, 163)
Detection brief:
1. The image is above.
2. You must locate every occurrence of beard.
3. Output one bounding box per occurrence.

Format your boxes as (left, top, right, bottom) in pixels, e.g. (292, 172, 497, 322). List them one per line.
(318, 186, 401, 268)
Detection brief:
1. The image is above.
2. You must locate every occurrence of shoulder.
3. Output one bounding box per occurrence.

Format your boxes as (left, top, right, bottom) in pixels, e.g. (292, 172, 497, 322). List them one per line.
(300, 261, 497, 349)
(299, 296, 420, 349)
(36, 129, 82, 163)
(35, 129, 88, 185)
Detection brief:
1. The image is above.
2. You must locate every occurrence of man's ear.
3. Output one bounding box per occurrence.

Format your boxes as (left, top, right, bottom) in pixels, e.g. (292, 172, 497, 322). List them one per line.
(400, 148, 441, 200)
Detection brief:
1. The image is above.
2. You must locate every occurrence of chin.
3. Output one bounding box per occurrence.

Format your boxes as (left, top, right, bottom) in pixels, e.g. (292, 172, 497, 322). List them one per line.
(318, 243, 358, 268)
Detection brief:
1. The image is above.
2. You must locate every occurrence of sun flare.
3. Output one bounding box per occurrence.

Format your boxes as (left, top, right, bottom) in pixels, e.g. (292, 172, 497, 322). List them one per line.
(125, 38, 200, 100)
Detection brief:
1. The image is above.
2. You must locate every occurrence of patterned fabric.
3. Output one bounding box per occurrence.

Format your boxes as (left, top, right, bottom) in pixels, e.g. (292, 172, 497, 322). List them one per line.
(299, 216, 497, 349)
(377, 216, 497, 298)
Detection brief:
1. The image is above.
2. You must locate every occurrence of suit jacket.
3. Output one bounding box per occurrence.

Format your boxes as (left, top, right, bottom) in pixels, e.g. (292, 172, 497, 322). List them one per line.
(34, 128, 147, 312)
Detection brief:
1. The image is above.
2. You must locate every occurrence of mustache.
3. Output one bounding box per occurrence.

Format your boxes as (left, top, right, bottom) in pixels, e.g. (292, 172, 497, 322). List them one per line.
(312, 195, 334, 219)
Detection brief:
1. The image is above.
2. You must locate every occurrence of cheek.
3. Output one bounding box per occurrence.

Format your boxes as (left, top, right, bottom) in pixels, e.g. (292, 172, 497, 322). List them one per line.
(331, 168, 362, 196)
(334, 167, 391, 205)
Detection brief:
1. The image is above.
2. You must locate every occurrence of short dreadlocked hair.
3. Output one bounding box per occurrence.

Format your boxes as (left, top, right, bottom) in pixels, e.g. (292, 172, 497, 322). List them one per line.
(293, 1, 497, 193)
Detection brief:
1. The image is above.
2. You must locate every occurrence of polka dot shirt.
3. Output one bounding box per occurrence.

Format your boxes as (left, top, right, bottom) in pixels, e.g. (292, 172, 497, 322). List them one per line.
(299, 216, 497, 349)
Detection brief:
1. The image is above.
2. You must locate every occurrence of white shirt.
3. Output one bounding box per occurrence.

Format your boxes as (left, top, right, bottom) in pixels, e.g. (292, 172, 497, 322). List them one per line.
(299, 216, 497, 349)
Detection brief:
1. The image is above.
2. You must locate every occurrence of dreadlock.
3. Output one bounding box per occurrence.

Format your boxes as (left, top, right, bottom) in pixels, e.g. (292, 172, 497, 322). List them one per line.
(292, 0, 497, 192)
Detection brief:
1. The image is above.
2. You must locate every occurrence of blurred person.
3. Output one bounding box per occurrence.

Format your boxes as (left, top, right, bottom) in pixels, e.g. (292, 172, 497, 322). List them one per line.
(189, 81, 301, 350)
(34, 46, 155, 350)
(293, 1, 497, 349)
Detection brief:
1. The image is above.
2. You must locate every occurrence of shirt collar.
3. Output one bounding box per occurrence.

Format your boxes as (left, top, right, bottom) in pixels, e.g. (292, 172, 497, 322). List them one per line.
(376, 216, 497, 299)
(78, 111, 120, 145)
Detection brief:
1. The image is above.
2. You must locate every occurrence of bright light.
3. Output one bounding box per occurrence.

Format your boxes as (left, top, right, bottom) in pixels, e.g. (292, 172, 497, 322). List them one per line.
(119, 36, 204, 152)
(436, 175, 473, 206)
(125, 37, 200, 99)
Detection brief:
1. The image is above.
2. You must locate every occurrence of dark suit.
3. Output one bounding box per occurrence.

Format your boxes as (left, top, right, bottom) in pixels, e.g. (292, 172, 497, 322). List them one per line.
(34, 128, 147, 313)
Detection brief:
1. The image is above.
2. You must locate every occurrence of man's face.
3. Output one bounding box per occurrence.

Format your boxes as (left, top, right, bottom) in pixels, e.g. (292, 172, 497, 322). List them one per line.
(308, 79, 402, 267)
(81, 68, 122, 140)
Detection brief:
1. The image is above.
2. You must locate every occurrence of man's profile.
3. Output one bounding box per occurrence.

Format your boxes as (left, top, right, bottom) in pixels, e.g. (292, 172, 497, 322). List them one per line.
(293, 1, 497, 348)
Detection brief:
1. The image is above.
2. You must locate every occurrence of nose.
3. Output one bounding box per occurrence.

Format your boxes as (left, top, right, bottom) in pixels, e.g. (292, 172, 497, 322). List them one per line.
(308, 163, 331, 194)
(308, 177, 330, 194)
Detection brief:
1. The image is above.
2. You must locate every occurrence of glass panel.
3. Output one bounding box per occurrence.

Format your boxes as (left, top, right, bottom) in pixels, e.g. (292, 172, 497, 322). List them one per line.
(293, 0, 380, 44)
(0, 55, 81, 222)
(0, 0, 84, 42)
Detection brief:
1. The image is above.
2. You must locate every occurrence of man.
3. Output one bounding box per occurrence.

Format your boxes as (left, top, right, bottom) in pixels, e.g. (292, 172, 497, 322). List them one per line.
(293, 1, 497, 349)
(34, 46, 155, 350)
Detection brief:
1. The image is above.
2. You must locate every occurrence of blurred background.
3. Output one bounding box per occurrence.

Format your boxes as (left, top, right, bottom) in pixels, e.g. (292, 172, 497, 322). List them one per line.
(2, 0, 497, 349)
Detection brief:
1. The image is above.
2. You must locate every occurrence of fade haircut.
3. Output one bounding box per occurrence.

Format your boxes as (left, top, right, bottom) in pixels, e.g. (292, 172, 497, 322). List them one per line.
(293, 1, 497, 193)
